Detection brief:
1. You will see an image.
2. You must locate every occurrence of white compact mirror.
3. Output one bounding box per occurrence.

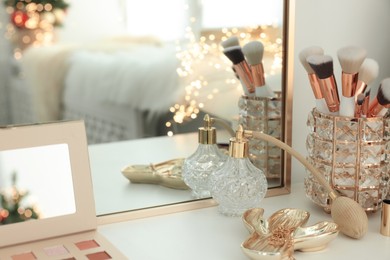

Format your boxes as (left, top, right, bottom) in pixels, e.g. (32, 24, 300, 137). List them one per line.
(0, 143, 75, 224)
(0, 121, 96, 248)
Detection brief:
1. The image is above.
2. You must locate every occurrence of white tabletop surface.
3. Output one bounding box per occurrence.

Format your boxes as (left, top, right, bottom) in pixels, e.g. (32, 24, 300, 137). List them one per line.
(97, 182, 390, 260)
(89, 134, 390, 260)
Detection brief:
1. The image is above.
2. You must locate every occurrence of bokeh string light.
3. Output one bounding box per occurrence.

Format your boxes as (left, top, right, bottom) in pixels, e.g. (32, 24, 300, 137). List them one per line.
(166, 21, 283, 136)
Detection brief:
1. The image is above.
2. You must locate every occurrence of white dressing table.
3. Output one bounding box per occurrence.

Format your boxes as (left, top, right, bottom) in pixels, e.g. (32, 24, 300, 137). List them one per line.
(89, 134, 390, 260)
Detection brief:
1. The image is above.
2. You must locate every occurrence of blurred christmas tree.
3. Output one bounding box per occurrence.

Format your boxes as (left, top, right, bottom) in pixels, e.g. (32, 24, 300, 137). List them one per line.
(0, 171, 40, 225)
(3, 0, 69, 28)
(3, 0, 70, 52)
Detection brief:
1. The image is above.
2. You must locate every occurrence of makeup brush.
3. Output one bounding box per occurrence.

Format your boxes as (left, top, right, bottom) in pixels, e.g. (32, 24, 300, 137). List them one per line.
(242, 41, 275, 98)
(221, 37, 251, 95)
(298, 46, 328, 114)
(361, 88, 371, 117)
(354, 93, 365, 118)
(368, 78, 390, 117)
(355, 58, 379, 97)
(223, 46, 254, 94)
(246, 129, 368, 239)
(337, 46, 367, 117)
(221, 36, 240, 49)
(307, 54, 340, 114)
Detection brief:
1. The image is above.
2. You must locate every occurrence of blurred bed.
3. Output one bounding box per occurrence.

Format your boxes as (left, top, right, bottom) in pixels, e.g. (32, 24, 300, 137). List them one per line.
(8, 36, 184, 144)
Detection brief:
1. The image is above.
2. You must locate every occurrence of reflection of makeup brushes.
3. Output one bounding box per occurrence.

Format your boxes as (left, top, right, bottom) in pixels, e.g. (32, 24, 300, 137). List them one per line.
(354, 93, 365, 118)
(221, 37, 251, 95)
(368, 78, 390, 117)
(355, 58, 379, 97)
(337, 46, 367, 117)
(242, 41, 275, 98)
(223, 46, 254, 94)
(307, 54, 340, 113)
(221, 36, 240, 49)
(299, 46, 328, 113)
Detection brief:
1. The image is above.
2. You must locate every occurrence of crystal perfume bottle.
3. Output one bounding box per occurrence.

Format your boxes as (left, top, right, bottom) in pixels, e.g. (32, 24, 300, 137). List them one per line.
(209, 125, 268, 216)
(182, 114, 227, 199)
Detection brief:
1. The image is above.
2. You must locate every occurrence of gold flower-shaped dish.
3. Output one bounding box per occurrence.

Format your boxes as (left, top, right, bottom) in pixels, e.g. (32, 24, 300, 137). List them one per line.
(241, 208, 339, 260)
(121, 158, 189, 190)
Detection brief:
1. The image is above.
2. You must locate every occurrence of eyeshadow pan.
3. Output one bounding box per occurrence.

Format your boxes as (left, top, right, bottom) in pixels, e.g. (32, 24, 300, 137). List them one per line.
(11, 252, 37, 260)
(75, 239, 100, 250)
(86, 251, 112, 260)
(44, 245, 69, 256)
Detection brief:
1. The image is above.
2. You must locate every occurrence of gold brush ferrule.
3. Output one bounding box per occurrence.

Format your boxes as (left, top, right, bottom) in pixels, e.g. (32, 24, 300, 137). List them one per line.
(234, 61, 254, 93)
(355, 80, 368, 97)
(367, 98, 388, 117)
(251, 63, 266, 87)
(354, 102, 362, 118)
(362, 95, 370, 117)
(318, 75, 340, 112)
(308, 73, 323, 99)
(341, 72, 359, 97)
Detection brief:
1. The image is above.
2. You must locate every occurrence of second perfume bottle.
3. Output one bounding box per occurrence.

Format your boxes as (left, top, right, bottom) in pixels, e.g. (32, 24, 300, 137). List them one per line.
(182, 114, 228, 199)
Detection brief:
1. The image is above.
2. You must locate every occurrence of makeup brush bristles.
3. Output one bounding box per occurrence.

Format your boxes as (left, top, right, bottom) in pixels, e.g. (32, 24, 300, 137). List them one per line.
(221, 36, 240, 49)
(299, 46, 324, 74)
(377, 78, 390, 106)
(242, 41, 264, 66)
(223, 46, 246, 65)
(358, 58, 379, 85)
(337, 46, 367, 74)
(306, 54, 334, 79)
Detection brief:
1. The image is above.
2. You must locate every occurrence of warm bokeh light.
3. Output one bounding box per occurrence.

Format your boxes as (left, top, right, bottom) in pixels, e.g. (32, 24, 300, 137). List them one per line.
(165, 21, 283, 136)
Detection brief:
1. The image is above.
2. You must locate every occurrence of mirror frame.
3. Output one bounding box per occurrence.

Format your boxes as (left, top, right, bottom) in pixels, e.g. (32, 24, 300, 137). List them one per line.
(97, 0, 295, 224)
(266, 0, 294, 197)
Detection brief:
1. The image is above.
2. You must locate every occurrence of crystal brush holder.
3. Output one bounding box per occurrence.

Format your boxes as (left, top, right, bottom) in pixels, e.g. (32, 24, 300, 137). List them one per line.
(305, 109, 390, 212)
(238, 92, 282, 178)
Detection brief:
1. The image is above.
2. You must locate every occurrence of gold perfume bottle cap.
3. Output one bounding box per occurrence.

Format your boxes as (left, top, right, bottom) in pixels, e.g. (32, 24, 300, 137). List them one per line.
(229, 124, 248, 158)
(198, 114, 216, 144)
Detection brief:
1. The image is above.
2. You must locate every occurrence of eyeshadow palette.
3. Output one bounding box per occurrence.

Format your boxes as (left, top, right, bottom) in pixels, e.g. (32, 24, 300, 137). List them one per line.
(0, 121, 126, 259)
(0, 231, 123, 259)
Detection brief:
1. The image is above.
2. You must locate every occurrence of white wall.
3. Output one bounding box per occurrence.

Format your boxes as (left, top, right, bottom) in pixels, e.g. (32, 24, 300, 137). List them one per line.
(58, 0, 126, 44)
(292, 0, 390, 183)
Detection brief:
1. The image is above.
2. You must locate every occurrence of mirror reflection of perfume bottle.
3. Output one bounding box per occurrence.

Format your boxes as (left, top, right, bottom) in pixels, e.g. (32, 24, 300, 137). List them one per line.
(182, 115, 227, 199)
(209, 125, 268, 217)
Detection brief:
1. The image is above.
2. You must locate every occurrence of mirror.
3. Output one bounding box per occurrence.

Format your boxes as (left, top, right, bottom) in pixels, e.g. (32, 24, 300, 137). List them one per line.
(0, 0, 293, 216)
(0, 143, 75, 224)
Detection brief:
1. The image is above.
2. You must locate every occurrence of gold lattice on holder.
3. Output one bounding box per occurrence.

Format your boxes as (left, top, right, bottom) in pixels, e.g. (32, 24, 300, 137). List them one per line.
(238, 92, 283, 179)
(304, 108, 390, 212)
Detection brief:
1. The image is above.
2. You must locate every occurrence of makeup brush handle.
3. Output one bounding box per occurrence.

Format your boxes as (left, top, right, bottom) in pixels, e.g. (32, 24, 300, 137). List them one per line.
(315, 99, 330, 114)
(247, 130, 338, 199)
(255, 84, 275, 98)
(339, 96, 355, 117)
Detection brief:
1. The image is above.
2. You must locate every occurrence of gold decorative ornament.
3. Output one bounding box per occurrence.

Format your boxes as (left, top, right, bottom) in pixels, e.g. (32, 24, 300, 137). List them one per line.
(241, 208, 339, 260)
(121, 158, 189, 190)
